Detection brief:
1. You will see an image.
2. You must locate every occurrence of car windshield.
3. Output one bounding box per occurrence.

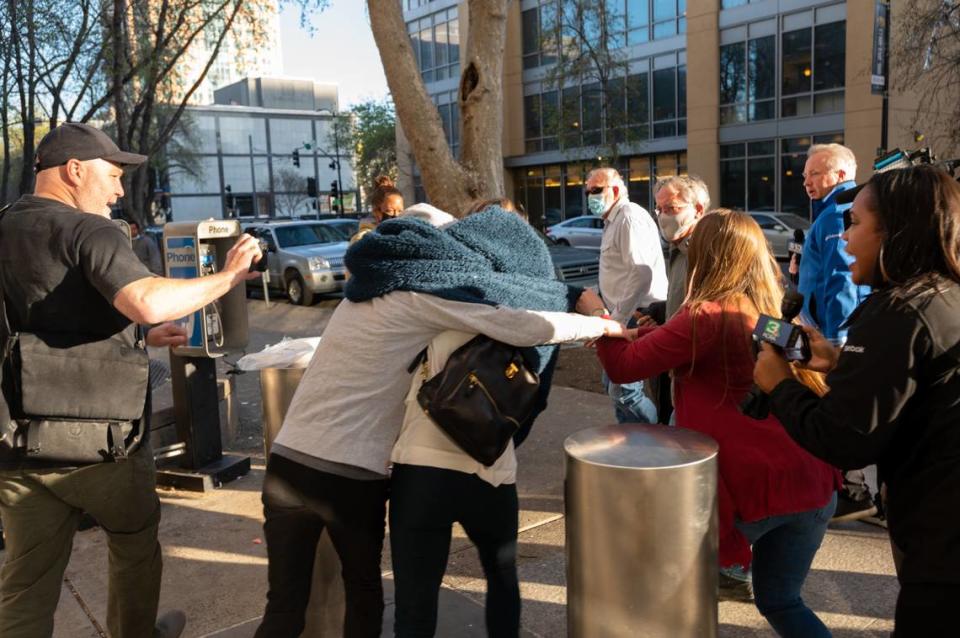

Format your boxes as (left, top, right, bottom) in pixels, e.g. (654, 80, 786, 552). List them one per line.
(779, 214, 811, 230)
(327, 222, 358, 241)
(274, 224, 343, 248)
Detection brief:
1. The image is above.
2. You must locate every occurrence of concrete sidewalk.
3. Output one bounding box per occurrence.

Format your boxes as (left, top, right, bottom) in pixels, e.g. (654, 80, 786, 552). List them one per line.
(26, 383, 898, 638)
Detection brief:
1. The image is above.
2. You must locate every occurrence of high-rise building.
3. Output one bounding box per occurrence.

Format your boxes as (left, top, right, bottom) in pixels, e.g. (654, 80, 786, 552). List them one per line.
(399, 0, 943, 227)
(171, 1, 283, 106)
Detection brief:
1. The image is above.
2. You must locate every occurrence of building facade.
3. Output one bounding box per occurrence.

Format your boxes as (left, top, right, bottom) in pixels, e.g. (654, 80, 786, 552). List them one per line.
(170, 1, 283, 106)
(165, 77, 356, 222)
(399, 0, 928, 226)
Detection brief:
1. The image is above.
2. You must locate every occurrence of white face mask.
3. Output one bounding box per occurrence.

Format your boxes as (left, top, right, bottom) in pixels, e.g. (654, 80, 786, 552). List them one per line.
(658, 208, 697, 242)
(587, 193, 607, 216)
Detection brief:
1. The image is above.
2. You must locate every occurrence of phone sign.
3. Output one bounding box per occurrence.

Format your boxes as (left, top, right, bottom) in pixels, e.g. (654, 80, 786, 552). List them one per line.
(164, 236, 203, 348)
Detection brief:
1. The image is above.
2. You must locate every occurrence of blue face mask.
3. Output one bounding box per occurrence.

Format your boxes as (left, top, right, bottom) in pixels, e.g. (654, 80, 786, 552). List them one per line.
(587, 193, 607, 216)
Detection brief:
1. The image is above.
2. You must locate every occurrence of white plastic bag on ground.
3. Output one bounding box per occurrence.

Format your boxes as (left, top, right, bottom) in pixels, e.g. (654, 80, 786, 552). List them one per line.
(236, 337, 322, 371)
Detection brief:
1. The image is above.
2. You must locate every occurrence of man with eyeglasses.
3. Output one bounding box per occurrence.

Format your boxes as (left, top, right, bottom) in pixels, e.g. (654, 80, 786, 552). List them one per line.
(584, 167, 666, 424)
(800, 143, 875, 523)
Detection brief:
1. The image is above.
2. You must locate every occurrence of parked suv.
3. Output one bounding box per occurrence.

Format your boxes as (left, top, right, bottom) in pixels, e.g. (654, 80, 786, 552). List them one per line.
(243, 220, 349, 305)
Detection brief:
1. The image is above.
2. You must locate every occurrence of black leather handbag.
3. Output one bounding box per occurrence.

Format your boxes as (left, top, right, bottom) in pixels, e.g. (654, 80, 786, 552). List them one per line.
(414, 335, 540, 467)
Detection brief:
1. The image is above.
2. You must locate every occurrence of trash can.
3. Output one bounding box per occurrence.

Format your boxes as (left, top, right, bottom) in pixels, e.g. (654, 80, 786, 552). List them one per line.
(260, 366, 306, 455)
(256, 359, 345, 638)
(565, 423, 719, 638)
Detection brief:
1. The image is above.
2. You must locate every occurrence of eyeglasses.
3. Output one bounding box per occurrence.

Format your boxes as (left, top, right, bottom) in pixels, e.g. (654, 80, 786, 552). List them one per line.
(585, 185, 606, 195)
(655, 203, 690, 216)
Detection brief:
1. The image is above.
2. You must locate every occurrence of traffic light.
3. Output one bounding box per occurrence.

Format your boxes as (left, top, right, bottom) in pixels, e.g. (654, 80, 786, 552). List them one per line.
(306, 177, 317, 198)
(224, 185, 235, 211)
(330, 180, 339, 200)
(292, 149, 301, 167)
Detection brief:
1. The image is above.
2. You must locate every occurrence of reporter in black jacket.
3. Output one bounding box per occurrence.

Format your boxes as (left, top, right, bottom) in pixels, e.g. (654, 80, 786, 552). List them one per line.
(753, 164, 960, 637)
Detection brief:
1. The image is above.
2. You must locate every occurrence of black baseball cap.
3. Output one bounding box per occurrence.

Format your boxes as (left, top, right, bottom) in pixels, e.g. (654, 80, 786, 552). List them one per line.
(34, 123, 147, 173)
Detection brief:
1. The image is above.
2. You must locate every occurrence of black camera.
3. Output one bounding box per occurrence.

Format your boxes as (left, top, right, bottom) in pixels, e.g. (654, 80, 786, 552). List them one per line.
(249, 238, 269, 273)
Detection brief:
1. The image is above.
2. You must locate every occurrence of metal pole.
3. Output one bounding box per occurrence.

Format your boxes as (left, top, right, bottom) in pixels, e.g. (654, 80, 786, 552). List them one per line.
(334, 113, 343, 216)
(880, 0, 890, 153)
(249, 135, 259, 217)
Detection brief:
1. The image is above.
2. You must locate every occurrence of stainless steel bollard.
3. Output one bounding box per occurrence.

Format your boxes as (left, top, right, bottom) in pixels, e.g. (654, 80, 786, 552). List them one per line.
(260, 366, 306, 455)
(565, 423, 719, 638)
(259, 365, 345, 638)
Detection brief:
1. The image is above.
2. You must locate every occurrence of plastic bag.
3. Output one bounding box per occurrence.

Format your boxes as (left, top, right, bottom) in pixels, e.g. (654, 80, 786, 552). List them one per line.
(236, 337, 321, 371)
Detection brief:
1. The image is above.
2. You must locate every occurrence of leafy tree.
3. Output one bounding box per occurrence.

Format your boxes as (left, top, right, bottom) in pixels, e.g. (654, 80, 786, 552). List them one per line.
(891, 0, 960, 153)
(338, 99, 397, 202)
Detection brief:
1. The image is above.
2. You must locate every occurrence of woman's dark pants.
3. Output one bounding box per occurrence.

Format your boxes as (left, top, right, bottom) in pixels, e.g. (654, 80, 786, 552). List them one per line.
(255, 454, 388, 638)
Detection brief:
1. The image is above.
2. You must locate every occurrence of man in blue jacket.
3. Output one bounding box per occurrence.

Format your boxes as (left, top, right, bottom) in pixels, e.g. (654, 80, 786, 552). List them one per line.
(799, 143, 875, 522)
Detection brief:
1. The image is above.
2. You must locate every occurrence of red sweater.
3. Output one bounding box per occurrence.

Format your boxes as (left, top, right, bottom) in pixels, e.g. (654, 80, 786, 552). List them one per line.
(596, 302, 840, 568)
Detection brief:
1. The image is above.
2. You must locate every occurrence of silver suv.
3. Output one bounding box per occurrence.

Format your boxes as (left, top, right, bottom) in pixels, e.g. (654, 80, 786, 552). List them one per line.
(243, 220, 348, 305)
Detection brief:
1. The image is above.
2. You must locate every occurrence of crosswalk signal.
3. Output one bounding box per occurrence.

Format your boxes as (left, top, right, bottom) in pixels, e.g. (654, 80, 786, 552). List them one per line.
(292, 149, 301, 167)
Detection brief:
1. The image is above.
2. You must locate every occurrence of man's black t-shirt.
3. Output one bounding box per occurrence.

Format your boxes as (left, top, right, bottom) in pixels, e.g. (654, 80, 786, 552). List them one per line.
(0, 195, 154, 344)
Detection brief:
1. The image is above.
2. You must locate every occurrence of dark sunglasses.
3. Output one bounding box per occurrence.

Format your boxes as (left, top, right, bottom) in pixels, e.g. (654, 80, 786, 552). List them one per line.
(585, 186, 606, 195)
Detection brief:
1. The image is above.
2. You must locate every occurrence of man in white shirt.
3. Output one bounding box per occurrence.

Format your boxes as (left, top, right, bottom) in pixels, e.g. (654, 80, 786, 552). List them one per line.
(586, 167, 667, 423)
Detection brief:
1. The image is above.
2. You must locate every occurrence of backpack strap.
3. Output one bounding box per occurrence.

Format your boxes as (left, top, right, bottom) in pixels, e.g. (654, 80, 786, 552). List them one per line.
(0, 204, 16, 362)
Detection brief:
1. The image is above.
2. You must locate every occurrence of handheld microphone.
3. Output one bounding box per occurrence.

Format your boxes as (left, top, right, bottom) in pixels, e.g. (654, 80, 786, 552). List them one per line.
(740, 289, 808, 420)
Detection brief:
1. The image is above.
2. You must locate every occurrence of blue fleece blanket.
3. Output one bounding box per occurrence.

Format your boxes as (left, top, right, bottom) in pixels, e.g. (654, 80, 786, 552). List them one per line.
(344, 206, 579, 443)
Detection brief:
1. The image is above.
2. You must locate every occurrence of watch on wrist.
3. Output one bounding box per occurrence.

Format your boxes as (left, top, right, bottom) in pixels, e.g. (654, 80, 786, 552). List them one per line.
(590, 307, 610, 317)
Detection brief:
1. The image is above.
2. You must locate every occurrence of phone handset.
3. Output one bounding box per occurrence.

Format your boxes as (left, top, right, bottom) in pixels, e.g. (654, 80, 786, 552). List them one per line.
(198, 243, 224, 348)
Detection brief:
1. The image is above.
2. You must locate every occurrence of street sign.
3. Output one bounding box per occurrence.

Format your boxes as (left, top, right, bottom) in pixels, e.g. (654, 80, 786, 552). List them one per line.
(871, 0, 889, 95)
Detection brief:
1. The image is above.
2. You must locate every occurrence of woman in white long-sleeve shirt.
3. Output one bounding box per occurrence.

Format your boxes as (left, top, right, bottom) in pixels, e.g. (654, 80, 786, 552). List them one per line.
(254, 205, 622, 638)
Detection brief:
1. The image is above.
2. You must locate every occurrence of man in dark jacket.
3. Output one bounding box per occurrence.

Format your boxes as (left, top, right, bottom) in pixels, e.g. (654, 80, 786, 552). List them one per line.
(0, 123, 262, 638)
(798, 143, 874, 522)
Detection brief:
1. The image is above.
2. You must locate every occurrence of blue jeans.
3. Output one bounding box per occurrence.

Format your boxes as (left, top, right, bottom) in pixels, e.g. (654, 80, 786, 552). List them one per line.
(735, 492, 837, 638)
(601, 371, 658, 424)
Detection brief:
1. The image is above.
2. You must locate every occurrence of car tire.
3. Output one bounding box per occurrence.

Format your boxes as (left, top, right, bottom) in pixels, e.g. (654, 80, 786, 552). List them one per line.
(286, 273, 315, 306)
(556, 239, 570, 246)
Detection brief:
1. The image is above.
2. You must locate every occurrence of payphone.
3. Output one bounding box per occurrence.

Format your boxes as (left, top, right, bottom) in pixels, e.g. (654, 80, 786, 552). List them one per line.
(160, 219, 251, 490)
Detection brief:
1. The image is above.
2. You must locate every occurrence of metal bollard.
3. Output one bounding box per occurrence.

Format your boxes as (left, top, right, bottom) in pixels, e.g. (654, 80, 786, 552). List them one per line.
(260, 365, 345, 638)
(565, 423, 719, 638)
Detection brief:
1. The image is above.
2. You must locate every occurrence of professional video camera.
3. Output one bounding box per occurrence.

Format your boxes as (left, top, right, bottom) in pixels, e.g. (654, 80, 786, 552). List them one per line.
(872, 147, 960, 176)
(739, 289, 809, 420)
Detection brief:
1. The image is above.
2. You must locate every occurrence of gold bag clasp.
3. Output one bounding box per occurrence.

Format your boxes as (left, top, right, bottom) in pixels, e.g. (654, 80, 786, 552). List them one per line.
(504, 362, 519, 379)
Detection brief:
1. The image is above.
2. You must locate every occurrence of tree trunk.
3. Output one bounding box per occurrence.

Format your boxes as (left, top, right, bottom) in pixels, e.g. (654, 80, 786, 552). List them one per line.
(1, 32, 12, 203)
(458, 0, 508, 200)
(369, 0, 485, 215)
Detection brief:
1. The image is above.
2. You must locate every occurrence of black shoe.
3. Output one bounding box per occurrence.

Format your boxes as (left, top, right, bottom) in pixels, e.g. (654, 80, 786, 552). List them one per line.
(831, 492, 877, 523)
(154, 610, 186, 638)
(719, 571, 754, 602)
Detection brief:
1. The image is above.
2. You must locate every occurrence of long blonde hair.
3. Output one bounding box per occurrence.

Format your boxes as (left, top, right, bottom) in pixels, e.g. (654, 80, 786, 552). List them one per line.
(684, 209, 826, 395)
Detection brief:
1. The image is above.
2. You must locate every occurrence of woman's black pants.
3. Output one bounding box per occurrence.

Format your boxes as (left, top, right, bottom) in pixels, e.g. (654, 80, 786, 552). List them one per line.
(389, 464, 521, 638)
(255, 454, 389, 638)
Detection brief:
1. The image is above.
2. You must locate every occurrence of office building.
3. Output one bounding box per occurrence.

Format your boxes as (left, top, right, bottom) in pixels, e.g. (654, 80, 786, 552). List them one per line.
(399, 0, 935, 225)
(165, 77, 355, 221)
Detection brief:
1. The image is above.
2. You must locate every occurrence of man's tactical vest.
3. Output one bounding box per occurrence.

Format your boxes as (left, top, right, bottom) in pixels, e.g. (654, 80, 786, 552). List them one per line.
(0, 205, 150, 464)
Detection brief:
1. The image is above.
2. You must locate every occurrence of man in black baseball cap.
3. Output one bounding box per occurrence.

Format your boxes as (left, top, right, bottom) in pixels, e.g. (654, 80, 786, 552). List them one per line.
(0, 122, 262, 638)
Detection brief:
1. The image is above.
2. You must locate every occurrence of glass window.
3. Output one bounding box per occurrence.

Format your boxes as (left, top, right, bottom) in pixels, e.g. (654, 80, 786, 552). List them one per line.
(677, 64, 687, 118)
(720, 43, 746, 106)
(653, 68, 676, 121)
(562, 86, 581, 148)
(582, 83, 603, 145)
(522, 8, 539, 68)
(565, 166, 585, 218)
(750, 213, 780, 229)
(814, 21, 845, 91)
(747, 157, 776, 210)
(782, 28, 812, 96)
(749, 35, 776, 101)
(168, 156, 220, 194)
(627, 156, 651, 209)
(219, 117, 268, 154)
(607, 77, 627, 135)
(720, 157, 746, 209)
(627, 71, 649, 136)
(269, 118, 314, 154)
(540, 4, 557, 65)
(628, 0, 649, 28)
(448, 17, 460, 64)
(653, 0, 676, 21)
(524, 94, 541, 141)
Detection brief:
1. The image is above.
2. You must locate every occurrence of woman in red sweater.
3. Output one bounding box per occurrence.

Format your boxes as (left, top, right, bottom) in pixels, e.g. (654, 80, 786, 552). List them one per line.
(595, 210, 840, 637)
